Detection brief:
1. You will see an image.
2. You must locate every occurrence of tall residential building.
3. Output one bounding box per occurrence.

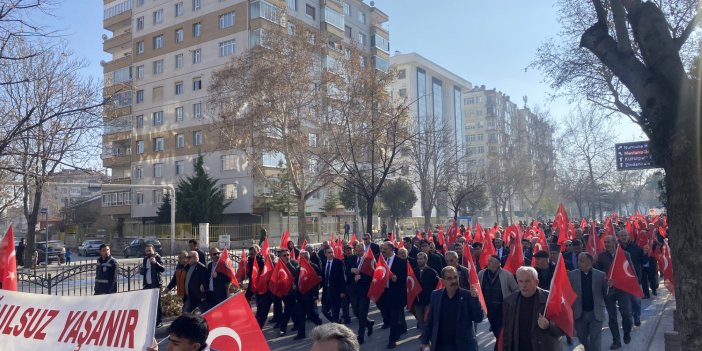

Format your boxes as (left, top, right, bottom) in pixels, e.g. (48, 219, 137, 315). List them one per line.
(100, 0, 389, 227)
(390, 52, 472, 219)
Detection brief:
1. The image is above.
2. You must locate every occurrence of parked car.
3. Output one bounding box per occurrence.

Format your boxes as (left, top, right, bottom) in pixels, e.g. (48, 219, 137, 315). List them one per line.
(123, 238, 163, 258)
(36, 240, 65, 264)
(78, 239, 104, 256)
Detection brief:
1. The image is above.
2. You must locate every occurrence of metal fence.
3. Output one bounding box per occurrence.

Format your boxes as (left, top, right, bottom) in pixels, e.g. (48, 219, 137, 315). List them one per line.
(17, 252, 244, 296)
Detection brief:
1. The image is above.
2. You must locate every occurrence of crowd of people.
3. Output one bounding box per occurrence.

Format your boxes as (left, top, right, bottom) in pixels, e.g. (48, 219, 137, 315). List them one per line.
(92, 214, 671, 351)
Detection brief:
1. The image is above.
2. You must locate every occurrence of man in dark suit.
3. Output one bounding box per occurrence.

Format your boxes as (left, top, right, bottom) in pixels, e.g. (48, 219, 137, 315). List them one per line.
(521, 238, 533, 266)
(340, 245, 355, 324)
(618, 230, 645, 326)
(141, 244, 165, 327)
(377, 241, 407, 349)
(277, 249, 301, 337)
(321, 246, 346, 323)
(494, 237, 508, 266)
(205, 248, 230, 310)
(565, 239, 583, 271)
(183, 250, 209, 313)
(412, 252, 439, 332)
(297, 250, 323, 334)
(533, 250, 555, 290)
(594, 235, 634, 349)
(188, 239, 206, 266)
(348, 243, 375, 344)
(420, 266, 484, 351)
(569, 252, 607, 351)
(245, 245, 264, 302)
(403, 237, 420, 260)
(421, 240, 444, 274)
(502, 266, 565, 351)
(362, 233, 380, 258)
(307, 244, 322, 267)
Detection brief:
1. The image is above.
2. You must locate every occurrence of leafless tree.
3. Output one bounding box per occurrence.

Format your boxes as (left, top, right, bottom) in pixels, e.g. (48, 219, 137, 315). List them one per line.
(208, 24, 338, 244)
(534, 1, 702, 344)
(445, 165, 487, 220)
(516, 107, 557, 216)
(1, 40, 102, 267)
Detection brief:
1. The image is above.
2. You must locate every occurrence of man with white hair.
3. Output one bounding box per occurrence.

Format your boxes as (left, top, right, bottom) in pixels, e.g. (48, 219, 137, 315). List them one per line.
(310, 323, 359, 351)
(501, 266, 564, 351)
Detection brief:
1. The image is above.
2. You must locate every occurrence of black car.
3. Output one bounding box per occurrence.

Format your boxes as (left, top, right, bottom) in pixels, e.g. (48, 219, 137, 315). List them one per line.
(123, 238, 163, 258)
(78, 239, 104, 256)
(36, 240, 65, 264)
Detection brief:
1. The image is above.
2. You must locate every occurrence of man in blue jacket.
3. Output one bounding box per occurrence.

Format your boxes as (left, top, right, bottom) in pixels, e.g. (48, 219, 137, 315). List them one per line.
(420, 266, 484, 351)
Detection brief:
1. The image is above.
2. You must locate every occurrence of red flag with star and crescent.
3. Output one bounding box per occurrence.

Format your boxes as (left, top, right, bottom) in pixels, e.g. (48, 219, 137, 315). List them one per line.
(406, 263, 422, 310)
(269, 259, 293, 297)
(359, 245, 376, 277)
(367, 255, 393, 303)
(216, 248, 240, 287)
(554, 203, 569, 249)
(235, 250, 247, 282)
(298, 255, 322, 294)
(608, 244, 644, 298)
(0, 225, 17, 291)
(503, 227, 524, 274)
(279, 229, 290, 250)
(655, 240, 675, 296)
(544, 253, 577, 338)
(202, 293, 271, 351)
(463, 243, 488, 316)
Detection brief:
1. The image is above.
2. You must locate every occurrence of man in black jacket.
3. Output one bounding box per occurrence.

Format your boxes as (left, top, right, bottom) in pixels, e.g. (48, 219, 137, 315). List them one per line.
(188, 239, 206, 266)
(183, 250, 209, 313)
(245, 245, 264, 302)
(362, 233, 380, 258)
(297, 250, 323, 335)
(141, 244, 165, 327)
(321, 247, 346, 323)
(411, 252, 438, 332)
(421, 240, 444, 274)
(618, 230, 645, 326)
(348, 243, 375, 344)
(206, 248, 230, 310)
(377, 241, 407, 349)
(277, 249, 301, 337)
(94, 244, 118, 295)
(595, 235, 634, 349)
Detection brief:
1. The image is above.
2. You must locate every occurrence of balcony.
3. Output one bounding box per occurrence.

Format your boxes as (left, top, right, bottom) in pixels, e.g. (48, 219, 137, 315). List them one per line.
(103, 30, 132, 52)
(104, 8, 131, 32)
(102, 53, 131, 74)
(371, 55, 389, 72)
(104, 177, 131, 185)
(102, 154, 131, 168)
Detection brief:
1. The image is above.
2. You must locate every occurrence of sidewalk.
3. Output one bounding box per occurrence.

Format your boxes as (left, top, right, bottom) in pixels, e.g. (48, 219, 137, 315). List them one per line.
(646, 289, 676, 351)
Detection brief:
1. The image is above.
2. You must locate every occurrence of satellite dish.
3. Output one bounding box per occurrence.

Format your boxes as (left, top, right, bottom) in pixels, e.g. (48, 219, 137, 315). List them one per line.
(102, 34, 108, 40)
(370, 1, 375, 6)
(99, 60, 106, 66)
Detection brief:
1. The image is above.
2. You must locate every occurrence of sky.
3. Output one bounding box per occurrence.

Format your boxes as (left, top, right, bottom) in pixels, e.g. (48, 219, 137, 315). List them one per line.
(37, 0, 644, 141)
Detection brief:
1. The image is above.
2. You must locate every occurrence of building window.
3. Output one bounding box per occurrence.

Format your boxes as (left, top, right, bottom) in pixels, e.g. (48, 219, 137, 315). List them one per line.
(223, 183, 238, 199)
(153, 163, 163, 178)
(308, 133, 317, 147)
(398, 88, 407, 97)
(135, 65, 144, 80)
(288, 0, 296, 10)
(153, 111, 164, 125)
(219, 11, 235, 29)
(136, 140, 144, 154)
(153, 59, 164, 74)
(192, 0, 201, 11)
(324, 7, 344, 29)
(175, 81, 184, 95)
(136, 115, 144, 128)
(152, 190, 164, 204)
(153, 9, 163, 24)
(357, 32, 366, 46)
(305, 4, 316, 20)
(136, 16, 144, 31)
(344, 25, 351, 39)
(136, 41, 144, 54)
(343, 3, 350, 16)
(193, 131, 202, 145)
(135, 166, 144, 179)
(192, 78, 202, 91)
(175, 2, 184, 16)
(221, 155, 236, 171)
(193, 102, 202, 118)
(175, 28, 184, 43)
(192, 22, 201, 37)
(136, 90, 144, 104)
(153, 34, 163, 49)
(219, 39, 235, 57)
(192, 48, 201, 63)
(176, 133, 185, 148)
(175, 106, 184, 121)
(153, 137, 164, 151)
(136, 192, 144, 204)
(175, 160, 184, 175)
(357, 11, 366, 24)
(175, 54, 183, 69)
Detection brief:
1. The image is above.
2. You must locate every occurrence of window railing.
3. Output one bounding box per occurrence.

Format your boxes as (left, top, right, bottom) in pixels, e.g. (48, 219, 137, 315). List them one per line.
(104, 0, 132, 20)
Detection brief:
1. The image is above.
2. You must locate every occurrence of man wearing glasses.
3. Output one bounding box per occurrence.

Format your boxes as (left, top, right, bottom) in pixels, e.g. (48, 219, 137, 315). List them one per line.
(184, 251, 209, 313)
(206, 248, 231, 310)
(361, 233, 380, 259)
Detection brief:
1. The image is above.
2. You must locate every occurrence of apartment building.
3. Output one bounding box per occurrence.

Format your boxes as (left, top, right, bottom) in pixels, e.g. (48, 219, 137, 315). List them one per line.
(390, 52, 472, 219)
(100, 0, 389, 226)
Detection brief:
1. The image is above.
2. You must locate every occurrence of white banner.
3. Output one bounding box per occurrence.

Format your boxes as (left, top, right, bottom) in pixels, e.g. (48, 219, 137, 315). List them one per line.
(0, 289, 158, 351)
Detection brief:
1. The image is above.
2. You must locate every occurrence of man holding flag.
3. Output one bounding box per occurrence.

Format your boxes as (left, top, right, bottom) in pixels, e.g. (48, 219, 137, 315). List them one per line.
(349, 243, 375, 344)
(478, 255, 518, 347)
(568, 252, 607, 351)
(206, 248, 232, 310)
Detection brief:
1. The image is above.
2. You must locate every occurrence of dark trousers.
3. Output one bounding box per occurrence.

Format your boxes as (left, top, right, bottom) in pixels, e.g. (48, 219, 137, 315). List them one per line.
(255, 292, 273, 329)
(378, 294, 404, 343)
(605, 291, 633, 343)
(279, 294, 302, 333)
(641, 262, 659, 296)
(144, 284, 162, 325)
(341, 286, 352, 320)
(322, 289, 341, 322)
(574, 310, 603, 351)
(300, 292, 323, 326)
(351, 292, 372, 335)
(272, 295, 283, 324)
(487, 304, 503, 350)
(245, 284, 255, 302)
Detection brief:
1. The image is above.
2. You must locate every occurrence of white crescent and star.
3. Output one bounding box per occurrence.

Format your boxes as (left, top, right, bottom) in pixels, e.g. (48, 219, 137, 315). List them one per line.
(207, 327, 243, 351)
(406, 276, 415, 292)
(379, 266, 387, 280)
(622, 260, 636, 278)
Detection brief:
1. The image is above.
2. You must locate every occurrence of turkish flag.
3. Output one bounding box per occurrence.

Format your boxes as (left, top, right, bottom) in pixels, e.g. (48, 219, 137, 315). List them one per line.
(350, 233, 357, 243)
(216, 248, 240, 287)
(503, 229, 524, 274)
(437, 226, 445, 250)
(202, 293, 271, 351)
(300, 239, 308, 252)
(481, 231, 496, 269)
(435, 279, 444, 290)
(447, 221, 458, 246)
(261, 238, 270, 257)
(298, 256, 322, 294)
(462, 244, 488, 316)
(415, 230, 422, 240)
(603, 218, 615, 238)
(279, 229, 290, 250)
(254, 252, 274, 295)
(655, 241, 675, 296)
(235, 250, 247, 282)
(474, 223, 484, 244)
(333, 240, 344, 260)
(0, 225, 17, 291)
(359, 245, 375, 277)
(268, 259, 293, 298)
(544, 254, 577, 338)
(406, 263, 422, 310)
(580, 218, 587, 230)
(367, 255, 393, 303)
(554, 203, 569, 249)
(608, 245, 644, 298)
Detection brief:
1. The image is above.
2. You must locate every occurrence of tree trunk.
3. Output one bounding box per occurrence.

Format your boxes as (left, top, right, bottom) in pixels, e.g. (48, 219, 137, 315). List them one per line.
(296, 198, 308, 246)
(24, 188, 43, 268)
(365, 195, 375, 237)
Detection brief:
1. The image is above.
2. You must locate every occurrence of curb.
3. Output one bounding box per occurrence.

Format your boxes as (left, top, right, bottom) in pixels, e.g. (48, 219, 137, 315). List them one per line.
(643, 291, 673, 350)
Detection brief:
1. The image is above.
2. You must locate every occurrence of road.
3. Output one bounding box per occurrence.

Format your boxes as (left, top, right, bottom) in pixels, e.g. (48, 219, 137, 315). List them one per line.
(153, 289, 672, 351)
